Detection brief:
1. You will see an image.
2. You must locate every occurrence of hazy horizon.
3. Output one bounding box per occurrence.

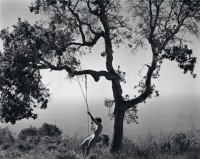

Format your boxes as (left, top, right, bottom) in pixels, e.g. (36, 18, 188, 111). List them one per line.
(1, 92, 199, 139)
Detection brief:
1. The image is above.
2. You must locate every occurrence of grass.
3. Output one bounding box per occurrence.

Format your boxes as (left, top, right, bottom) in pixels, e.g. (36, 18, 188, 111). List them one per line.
(0, 127, 200, 159)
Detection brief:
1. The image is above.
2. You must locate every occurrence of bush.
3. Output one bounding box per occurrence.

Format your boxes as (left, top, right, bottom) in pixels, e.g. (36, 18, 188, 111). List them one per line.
(160, 142, 171, 152)
(0, 127, 14, 145)
(17, 142, 33, 152)
(97, 134, 110, 148)
(47, 144, 58, 151)
(1, 143, 11, 150)
(38, 123, 62, 137)
(121, 137, 150, 158)
(42, 135, 62, 145)
(172, 132, 190, 153)
(55, 150, 79, 159)
(3, 150, 22, 159)
(18, 126, 38, 141)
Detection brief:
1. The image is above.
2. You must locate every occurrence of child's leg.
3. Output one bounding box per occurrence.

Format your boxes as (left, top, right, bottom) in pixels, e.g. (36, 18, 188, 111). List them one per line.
(81, 137, 90, 155)
(84, 138, 96, 158)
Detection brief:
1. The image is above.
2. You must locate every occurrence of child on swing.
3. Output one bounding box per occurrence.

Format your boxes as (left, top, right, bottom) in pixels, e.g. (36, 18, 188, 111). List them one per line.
(81, 111, 103, 158)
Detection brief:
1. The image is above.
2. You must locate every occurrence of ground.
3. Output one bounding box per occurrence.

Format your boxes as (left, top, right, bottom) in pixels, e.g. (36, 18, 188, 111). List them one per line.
(0, 127, 200, 159)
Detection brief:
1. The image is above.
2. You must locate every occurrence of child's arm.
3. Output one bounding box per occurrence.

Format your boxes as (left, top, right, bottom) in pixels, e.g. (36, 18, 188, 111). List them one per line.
(88, 111, 100, 125)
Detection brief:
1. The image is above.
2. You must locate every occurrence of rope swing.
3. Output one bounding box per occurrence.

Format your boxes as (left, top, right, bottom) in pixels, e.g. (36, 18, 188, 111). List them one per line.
(76, 75, 90, 136)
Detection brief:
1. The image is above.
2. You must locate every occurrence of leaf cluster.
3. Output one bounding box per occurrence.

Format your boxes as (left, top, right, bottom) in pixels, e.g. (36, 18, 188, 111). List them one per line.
(0, 19, 50, 124)
(162, 44, 197, 78)
(115, 66, 126, 83)
(124, 106, 138, 124)
(104, 98, 139, 124)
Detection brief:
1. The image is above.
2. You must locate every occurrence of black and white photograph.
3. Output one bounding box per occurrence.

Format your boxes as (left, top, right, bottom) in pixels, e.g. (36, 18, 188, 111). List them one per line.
(0, 0, 200, 158)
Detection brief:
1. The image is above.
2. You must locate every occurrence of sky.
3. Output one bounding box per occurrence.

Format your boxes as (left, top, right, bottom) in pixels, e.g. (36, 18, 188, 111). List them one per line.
(0, 0, 200, 139)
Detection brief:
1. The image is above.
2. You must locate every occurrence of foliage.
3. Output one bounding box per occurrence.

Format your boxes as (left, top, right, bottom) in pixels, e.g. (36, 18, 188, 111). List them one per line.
(0, 0, 200, 152)
(18, 123, 62, 146)
(104, 98, 115, 120)
(0, 19, 50, 123)
(1, 143, 11, 150)
(160, 142, 171, 152)
(18, 126, 38, 141)
(0, 127, 14, 145)
(104, 98, 139, 124)
(55, 150, 79, 159)
(162, 44, 197, 78)
(47, 144, 58, 151)
(97, 134, 110, 148)
(18, 123, 62, 147)
(172, 132, 190, 153)
(17, 142, 33, 152)
(0, 0, 131, 125)
(126, 0, 199, 98)
(38, 123, 62, 137)
(0, 125, 200, 159)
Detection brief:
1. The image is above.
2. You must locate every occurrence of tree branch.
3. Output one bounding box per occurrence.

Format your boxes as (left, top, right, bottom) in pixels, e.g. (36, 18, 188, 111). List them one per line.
(66, 31, 104, 47)
(36, 57, 112, 82)
(87, 0, 99, 16)
(149, 0, 153, 29)
(82, 22, 96, 34)
(55, 6, 78, 25)
(54, 2, 104, 48)
(67, 5, 86, 43)
(37, 57, 74, 73)
(150, 0, 163, 37)
(125, 56, 157, 110)
(164, 0, 176, 30)
(73, 70, 112, 81)
(73, 0, 80, 11)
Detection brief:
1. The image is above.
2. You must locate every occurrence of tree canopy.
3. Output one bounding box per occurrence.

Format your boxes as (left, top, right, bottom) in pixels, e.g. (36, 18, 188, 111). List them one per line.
(0, 0, 199, 152)
(0, 0, 132, 124)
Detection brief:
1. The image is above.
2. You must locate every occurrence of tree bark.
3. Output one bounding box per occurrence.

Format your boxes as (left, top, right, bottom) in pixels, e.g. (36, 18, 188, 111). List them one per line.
(110, 105, 125, 153)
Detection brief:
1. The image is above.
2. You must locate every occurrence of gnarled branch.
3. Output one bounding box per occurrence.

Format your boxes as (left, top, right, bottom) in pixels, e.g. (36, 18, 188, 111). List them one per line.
(36, 57, 112, 82)
(125, 56, 157, 110)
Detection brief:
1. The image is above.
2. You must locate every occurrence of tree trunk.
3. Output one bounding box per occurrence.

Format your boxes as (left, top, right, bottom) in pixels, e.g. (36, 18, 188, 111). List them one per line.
(110, 106, 125, 153)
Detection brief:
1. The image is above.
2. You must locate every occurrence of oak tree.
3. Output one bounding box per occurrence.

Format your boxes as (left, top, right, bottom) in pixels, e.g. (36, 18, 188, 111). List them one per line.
(0, 0, 199, 152)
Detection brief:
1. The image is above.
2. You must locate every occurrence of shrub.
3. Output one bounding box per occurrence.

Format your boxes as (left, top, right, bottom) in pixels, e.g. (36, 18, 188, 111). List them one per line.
(1, 143, 11, 150)
(47, 144, 58, 151)
(121, 137, 150, 158)
(55, 150, 79, 159)
(38, 123, 62, 137)
(3, 150, 22, 159)
(172, 132, 190, 153)
(160, 142, 171, 152)
(97, 134, 110, 148)
(17, 142, 33, 152)
(18, 126, 38, 141)
(0, 127, 14, 145)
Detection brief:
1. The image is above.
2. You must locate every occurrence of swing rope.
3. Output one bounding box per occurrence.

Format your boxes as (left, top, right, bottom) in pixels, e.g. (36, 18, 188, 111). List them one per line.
(76, 75, 90, 136)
